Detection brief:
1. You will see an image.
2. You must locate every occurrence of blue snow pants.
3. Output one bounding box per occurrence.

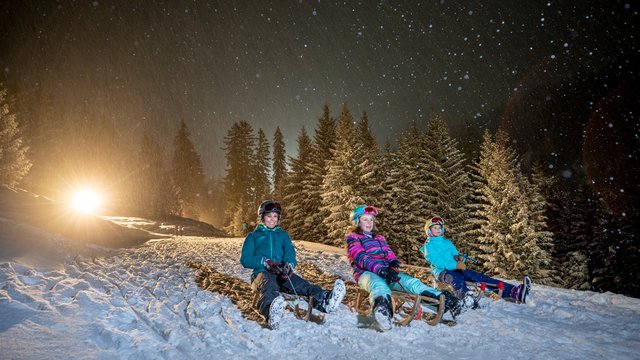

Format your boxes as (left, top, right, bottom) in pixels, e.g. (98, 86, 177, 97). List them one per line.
(438, 269, 515, 299)
(358, 271, 441, 305)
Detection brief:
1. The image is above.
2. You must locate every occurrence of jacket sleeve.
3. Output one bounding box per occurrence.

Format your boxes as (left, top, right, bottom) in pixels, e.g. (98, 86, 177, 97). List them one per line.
(346, 235, 385, 275)
(282, 232, 297, 267)
(240, 233, 264, 270)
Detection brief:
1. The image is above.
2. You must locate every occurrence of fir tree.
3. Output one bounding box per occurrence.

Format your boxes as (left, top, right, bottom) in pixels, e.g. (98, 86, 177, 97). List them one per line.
(20, 87, 61, 196)
(321, 103, 365, 245)
(133, 132, 170, 218)
(281, 127, 313, 239)
(253, 128, 271, 208)
(272, 126, 287, 200)
(421, 115, 471, 247)
(355, 110, 382, 204)
(0, 84, 31, 188)
(381, 124, 428, 264)
(529, 161, 562, 285)
(171, 119, 206, 220)
(301, 104, 336, 242)
(222, 120, 256, 234)
(469, 130, 553, 281)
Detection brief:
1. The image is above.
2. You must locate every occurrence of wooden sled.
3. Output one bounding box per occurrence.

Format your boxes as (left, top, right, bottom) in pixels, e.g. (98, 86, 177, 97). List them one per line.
(352, 288, 446, 326)
(402, 264, 505, 303)
(251, 291, 325, 324)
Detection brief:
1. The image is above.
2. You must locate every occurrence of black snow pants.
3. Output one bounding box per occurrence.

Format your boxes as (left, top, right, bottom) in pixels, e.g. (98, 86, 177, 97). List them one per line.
(251, 271, 327, 318)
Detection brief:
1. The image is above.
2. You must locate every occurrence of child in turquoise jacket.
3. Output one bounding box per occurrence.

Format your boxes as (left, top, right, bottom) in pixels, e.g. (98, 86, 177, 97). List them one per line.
(241, 200, 346, 329)
(420, 217, 531, 308)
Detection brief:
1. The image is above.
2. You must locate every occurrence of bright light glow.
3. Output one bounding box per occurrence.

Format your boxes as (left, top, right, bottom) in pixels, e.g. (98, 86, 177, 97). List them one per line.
(70, 188, 103, 214)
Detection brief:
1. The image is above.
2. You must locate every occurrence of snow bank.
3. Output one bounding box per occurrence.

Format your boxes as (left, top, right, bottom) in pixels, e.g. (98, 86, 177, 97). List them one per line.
(1, 217, 639, 359)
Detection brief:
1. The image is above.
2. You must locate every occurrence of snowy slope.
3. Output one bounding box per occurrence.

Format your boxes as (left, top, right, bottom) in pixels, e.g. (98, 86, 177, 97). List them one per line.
(1, 217, 640, 360)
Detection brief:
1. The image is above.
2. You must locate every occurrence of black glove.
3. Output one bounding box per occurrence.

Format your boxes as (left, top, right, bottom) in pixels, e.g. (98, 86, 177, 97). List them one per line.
(388, 259, 401, 270)
(378, 266, 389, 279)
(386, 268, 400, 283)
(379, 266, 399, 283)
(279, 262, 294, 280)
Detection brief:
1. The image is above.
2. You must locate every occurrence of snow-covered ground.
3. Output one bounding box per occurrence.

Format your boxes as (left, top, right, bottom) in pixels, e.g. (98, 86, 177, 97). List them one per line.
(1, 216, 640, 360)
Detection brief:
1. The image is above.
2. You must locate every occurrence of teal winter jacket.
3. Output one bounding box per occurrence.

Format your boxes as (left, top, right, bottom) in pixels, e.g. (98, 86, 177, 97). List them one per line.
(420, 235, 460, 279)
(240, 224, 297, 276)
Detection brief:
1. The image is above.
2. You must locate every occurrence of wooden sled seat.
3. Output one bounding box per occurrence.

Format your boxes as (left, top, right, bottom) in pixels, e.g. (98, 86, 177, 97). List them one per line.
(352, 288, 446, 326)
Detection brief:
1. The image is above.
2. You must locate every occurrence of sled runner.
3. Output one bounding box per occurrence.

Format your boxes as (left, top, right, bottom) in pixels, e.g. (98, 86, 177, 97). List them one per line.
(352, 288, 447, 326)
(251, 291, 326, 325)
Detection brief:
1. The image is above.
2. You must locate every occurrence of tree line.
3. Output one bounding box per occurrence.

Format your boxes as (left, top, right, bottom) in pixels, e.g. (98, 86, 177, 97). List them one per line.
(1, 82, 637, 297)
(221, 102, 638, 298)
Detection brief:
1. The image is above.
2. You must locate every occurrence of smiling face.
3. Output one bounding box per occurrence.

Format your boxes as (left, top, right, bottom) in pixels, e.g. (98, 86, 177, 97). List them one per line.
(429, 224, 443, 237)
(263, 212, 279, 228)
(359, 214, 375, 232)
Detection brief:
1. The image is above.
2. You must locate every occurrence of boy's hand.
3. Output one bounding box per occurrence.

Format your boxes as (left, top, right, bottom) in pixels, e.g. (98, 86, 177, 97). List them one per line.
(264, 259, 281, 273)
(456, 261, 466, 270)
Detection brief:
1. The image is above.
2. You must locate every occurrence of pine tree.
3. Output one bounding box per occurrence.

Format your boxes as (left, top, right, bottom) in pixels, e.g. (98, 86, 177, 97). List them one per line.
(381, 124, 428, 264)
(272, 126, 287, 200)
(529, 161, 562, 285)
(421, 115, 471, 247)
(253, 128, 271, 208)
(355, 110, 382, 204)
(302, 104, 336, 242)
(133, 132, 170, 218)
(469, 130, 553, 281)
(171, 119, 206, 220)
(20, 87, 62, 196)
(223, 120, 256, 234)
(0, 84, 31, 188)
(281, 127, 313, 239)
(321, 103, 365, 245)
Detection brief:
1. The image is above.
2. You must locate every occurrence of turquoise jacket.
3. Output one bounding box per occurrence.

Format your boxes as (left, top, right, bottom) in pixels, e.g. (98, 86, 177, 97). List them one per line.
(420, 235, 459, 279)
(240, 224, 297, 276)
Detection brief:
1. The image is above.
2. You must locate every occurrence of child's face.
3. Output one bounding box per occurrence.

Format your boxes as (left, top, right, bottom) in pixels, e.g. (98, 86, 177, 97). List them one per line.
(263, 212, 279, 228)
(359, 215, 375, 232)
(430, 224, 443, 236)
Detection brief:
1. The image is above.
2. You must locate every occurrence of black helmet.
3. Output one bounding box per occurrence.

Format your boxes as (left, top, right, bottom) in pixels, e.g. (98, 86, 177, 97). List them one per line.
(258, 199, 282, 219)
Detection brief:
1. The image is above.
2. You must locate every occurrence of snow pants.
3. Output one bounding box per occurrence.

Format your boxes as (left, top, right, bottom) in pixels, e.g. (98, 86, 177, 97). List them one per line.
(358, 271, 441, 306)
(438, 269, 515, 299)
(251, 272, 327, 318)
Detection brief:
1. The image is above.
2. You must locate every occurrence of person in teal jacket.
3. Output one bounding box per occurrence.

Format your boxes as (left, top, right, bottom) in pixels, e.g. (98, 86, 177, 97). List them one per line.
(420, 216, 532, 309)
(240, 200, 346, 330)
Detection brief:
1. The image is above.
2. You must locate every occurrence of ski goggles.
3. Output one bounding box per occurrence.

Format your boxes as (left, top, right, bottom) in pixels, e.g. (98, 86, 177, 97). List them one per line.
(363, 206, 378, 217)
(264, 202, 282, 213)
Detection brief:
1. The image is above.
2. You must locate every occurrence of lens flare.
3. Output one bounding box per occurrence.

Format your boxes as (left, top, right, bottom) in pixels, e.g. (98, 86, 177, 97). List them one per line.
(70, 188, 102, 214)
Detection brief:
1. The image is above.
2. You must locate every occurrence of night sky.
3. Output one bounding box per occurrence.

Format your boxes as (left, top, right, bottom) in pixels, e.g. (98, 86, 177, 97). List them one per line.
(1, 1, 638, 184)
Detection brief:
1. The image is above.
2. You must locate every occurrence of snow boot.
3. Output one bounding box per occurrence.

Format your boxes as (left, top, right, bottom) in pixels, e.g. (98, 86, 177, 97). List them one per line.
(323, 279, 346, 313)
(268, 295, 286, 330)
(442, 291, 462, 318)
(463, 291, 479, 310)
(520, 276, 532, 303)
(372, 295, 393, 331)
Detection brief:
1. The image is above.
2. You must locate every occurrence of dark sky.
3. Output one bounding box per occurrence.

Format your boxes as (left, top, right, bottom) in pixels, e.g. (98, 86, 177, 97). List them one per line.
(1, 1, 638, 182)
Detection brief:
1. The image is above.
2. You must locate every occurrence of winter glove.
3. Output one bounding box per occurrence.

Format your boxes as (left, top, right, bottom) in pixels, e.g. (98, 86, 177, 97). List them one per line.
(379, 266, 399, 283)
(456, 261, 466, 271)
(263, 259, 281, 274)
(388, 259, 401, 270)
(377, 266, 389, 279)
(279, 262, 294, 280)
(385, 268, 400, 283)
